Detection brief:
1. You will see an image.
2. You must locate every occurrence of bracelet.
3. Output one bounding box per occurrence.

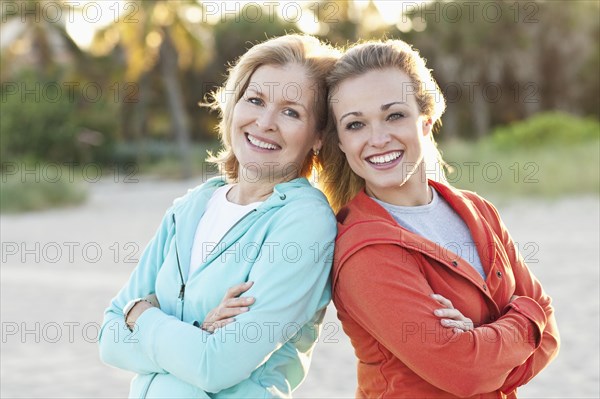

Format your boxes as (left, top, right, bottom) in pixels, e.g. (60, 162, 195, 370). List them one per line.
(123, 298, 152, 331)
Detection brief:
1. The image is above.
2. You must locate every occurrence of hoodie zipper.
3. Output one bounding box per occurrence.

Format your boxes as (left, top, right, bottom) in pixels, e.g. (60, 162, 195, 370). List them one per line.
(172, 214, 186, 321)
(140, 215, 184, 398)
(140, 373, 157, 398)
(171, 206, 257, 320)
(139, 208, 258, 398)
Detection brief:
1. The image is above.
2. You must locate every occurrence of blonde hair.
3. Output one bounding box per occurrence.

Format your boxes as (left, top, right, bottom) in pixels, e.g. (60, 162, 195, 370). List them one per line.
(206, 34, 340, 182)
(320, 40, 447, 213)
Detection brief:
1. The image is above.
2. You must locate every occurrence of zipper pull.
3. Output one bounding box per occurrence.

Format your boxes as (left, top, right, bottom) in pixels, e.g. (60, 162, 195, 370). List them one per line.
(178, 283, 186, 300)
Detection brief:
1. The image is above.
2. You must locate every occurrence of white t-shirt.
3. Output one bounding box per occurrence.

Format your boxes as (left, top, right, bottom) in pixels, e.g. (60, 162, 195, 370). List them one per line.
(188, 185, 262, 278)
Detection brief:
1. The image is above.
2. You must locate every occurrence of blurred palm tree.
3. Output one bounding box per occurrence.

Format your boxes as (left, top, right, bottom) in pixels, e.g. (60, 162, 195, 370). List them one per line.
(403, 0, 534, 139)
(0, 0, 87, 79)
(404, 0, 599, 139)
(91, 0, 213, 178)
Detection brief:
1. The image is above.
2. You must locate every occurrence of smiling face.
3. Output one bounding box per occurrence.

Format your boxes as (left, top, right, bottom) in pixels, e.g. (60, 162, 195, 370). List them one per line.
(231, 63, 321, 185)
(331, 68, 433, 205)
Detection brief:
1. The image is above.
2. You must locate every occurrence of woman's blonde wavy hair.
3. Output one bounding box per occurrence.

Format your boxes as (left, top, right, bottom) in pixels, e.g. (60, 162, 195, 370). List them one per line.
(320, 40, 448, 213)
(205, 34, 341, 183)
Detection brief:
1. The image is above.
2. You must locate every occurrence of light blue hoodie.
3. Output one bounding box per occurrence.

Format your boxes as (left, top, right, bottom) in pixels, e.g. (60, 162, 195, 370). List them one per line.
(98, 177, 336, 398)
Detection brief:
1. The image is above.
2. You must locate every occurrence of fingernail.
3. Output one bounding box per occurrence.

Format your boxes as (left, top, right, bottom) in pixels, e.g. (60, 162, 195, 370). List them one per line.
(441, 319, 449, 324)
(240, 307, 249, 312)
(245, 281, 254, 286)
(434, 309, 442, 316)
(246, 297, 255, 303)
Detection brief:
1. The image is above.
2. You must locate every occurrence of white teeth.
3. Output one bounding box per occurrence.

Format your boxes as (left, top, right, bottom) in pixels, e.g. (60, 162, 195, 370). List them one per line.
(367, 151, 402, 164)
(247, 134, 278, 150)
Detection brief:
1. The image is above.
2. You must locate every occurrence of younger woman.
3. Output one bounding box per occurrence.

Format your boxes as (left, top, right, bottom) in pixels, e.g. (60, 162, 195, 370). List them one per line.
(321, 40, 559, 398)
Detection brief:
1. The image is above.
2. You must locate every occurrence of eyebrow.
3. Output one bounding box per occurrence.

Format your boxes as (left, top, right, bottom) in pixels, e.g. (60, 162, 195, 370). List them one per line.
(245, 87, 308, 112)
(381, 101, 407, 110)
(339, 111, 362, 123)
(284, 100, 308, 112)
(339, 101, 407, 123)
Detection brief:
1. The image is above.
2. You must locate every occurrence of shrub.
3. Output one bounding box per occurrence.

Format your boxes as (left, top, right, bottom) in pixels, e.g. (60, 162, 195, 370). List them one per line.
(0, 71, 117, 164)
(0, 161, 88, 213)
(491, 111, 600, 149)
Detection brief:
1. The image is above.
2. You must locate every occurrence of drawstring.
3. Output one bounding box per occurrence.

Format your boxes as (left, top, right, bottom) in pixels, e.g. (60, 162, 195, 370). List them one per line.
(273, 187, 286, 200)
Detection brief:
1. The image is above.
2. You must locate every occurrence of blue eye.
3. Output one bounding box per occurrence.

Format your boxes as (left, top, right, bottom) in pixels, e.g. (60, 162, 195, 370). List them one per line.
(283, 108, 300, 118)
(346, 121, 364, 130)
(247, 97, 263, 106)
(387, 112, 404, 121)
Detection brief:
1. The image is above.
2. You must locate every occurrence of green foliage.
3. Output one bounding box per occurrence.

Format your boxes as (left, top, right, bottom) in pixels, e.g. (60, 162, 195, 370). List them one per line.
(0, 71, 117, 164)
(0, 162, 88, 213)
(1, 81, 77, 163)
(490, 112, 600, 149)
(440, 137, 599, 199)
(130, 140, 221, 179)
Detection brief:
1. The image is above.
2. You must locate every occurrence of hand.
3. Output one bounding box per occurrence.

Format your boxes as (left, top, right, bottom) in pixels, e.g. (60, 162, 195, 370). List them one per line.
(202, 281, 255, 333)
(430, 293, 474, 334)
(125, 294, 160, 331)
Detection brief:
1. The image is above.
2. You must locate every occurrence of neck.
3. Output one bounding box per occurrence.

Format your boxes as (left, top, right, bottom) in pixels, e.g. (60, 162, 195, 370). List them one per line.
(366, 164, 431, 207)
(228, 175, 292, 205)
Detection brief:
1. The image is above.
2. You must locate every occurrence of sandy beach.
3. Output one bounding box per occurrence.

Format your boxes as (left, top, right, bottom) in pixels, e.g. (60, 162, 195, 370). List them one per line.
(1, 179, 598, 398)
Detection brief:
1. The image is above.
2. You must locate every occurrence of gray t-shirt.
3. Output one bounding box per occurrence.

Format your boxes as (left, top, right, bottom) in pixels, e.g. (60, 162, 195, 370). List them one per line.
(372, 187, 487, 280)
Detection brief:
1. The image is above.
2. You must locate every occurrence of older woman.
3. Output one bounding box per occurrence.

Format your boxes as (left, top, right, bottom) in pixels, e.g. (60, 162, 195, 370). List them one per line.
(321, 40, 559, 398)
(99, 34, 340, 398)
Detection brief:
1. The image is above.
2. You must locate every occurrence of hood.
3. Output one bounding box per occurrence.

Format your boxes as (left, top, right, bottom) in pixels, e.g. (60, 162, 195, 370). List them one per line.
(168, 176, 330, 276)
(170, 176, 328, 219)
(333, 180, 490, 289)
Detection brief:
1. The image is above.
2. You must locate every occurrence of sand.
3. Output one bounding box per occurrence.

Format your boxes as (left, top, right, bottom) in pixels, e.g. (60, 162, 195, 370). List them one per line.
(1, 179, 598, 398)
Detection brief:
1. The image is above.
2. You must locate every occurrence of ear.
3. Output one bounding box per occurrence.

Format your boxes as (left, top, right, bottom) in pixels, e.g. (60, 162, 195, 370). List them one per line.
(422, 117, 433, 137)
(313, 137, 323, 153)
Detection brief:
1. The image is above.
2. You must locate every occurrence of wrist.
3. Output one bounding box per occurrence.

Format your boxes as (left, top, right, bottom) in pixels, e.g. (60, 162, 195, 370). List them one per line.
(124, 298, 153, 330)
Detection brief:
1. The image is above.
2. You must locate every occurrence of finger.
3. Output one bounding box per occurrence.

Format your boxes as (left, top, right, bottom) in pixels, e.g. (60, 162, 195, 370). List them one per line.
(441, 318, 474, 331)
(201, 322, 215, 333)
(433, 308, 462, 319)
(209, 318, 235, 332)
(225, 296, 255, 308)
(430, 293, 453, 309)
(441, 318, 473, 331)
(223, 281, 254, 300)
(210, 306, 249, 321)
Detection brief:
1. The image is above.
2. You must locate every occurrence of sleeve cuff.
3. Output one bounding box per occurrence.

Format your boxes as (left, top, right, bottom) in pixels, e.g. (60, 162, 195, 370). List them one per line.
(134, 307, 173, 361)
(503, 296, 547, 348)
(134, 307, 212, 368)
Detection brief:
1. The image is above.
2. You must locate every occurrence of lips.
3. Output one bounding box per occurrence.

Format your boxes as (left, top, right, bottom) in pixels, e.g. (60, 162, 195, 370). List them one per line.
(366, 150, 403, 165)
(245, 133, 281, 150)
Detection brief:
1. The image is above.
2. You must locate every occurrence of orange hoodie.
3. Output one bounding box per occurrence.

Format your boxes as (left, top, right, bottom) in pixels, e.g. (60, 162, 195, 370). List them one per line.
(332, 181, 559, 398)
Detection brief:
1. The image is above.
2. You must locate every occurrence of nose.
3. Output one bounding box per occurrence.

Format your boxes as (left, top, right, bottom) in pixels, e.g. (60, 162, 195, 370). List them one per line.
(255, 107, 277, 132)
(368, 126, 391, 148)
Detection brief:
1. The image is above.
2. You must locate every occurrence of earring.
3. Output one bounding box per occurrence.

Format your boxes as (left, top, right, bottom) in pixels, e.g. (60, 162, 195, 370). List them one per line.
(313, 148, 320, 156)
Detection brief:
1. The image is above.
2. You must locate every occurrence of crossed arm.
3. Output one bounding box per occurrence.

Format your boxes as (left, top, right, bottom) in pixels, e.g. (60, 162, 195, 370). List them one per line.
(99, 204, 336, 393)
